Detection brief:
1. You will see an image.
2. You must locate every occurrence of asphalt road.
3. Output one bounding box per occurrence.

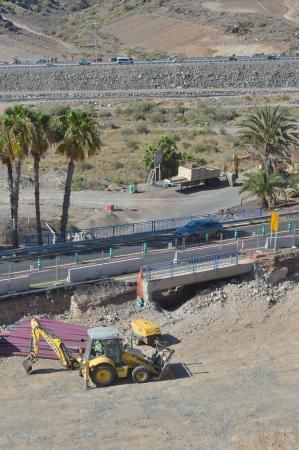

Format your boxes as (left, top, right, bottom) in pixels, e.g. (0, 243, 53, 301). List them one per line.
(0, 181, 242, 221)
(1, 56, 298, 69)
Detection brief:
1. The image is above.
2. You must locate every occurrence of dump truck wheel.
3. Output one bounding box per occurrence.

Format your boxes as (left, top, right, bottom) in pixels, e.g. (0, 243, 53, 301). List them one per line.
(90, 364, 115, 387)
(132, 366, 150, 383)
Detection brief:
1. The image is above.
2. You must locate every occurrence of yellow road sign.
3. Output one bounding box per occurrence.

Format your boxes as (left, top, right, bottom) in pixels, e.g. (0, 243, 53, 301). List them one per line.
(270, 212, 279, 232)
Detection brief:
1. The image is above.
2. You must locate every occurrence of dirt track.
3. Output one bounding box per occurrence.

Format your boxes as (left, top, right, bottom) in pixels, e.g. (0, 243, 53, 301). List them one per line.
(0, 278, 298, 449)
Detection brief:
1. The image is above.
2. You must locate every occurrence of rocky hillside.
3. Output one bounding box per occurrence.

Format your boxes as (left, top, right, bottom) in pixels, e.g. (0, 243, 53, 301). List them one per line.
(0, 1, 298, 59)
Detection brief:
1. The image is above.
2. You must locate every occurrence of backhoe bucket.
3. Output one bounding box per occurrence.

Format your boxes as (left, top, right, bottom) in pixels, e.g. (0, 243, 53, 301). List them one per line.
(23, 356, 33, 375)
(152, 343, 175, 380)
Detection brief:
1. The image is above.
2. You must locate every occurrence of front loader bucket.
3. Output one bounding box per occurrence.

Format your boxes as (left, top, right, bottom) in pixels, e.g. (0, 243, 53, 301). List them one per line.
(23, 357, 33, 375)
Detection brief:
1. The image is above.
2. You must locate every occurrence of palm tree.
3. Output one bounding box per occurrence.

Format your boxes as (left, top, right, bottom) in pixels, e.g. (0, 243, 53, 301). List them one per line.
(28, 110, 51, 246)
(240, 170, 286, 210)
(54, 109, 100, 240)
(1, 105, 32, 247)
(237, 106, 299, 172)
(0, 120, 14, 229)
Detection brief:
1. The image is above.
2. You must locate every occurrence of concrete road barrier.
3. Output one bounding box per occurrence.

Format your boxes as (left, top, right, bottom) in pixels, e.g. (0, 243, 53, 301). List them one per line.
(102, 257, 142, 277)
(175, 242, 238, 262)
(0, 275, 30, 294)
(0, 279, 9, 295)
(67, 264, 102, 283)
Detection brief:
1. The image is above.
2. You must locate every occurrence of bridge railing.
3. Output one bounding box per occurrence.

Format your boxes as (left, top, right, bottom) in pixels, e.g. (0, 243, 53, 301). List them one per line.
(24, 208, 263, 247)
(144, 251, 240, 281)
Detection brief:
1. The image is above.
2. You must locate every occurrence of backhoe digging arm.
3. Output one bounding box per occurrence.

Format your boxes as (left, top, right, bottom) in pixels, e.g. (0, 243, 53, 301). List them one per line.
(23, 318, 80, 374)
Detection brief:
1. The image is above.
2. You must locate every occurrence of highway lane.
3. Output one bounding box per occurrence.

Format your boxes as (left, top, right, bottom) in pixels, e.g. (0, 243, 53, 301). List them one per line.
(1, 56, 298, 69)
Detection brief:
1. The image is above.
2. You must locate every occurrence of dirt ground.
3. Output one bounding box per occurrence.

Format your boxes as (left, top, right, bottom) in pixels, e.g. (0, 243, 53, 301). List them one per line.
(0, 275, 298, 449)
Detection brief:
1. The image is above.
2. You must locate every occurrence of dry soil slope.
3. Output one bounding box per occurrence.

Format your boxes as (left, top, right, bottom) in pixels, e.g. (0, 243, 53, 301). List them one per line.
(0, 0, 299, 59)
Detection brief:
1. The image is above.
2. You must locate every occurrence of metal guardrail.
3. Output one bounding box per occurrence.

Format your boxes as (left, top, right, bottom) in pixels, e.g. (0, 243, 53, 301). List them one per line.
(24, 208, 263, 247)
(144, 252, 240, 281)
(1, 88, 298, 103)
(0, 229, 297, 295)
(0, 211, 297, 262)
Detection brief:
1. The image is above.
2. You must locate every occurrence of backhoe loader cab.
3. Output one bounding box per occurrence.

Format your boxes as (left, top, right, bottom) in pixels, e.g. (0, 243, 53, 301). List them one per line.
(84, 326, 123, 364)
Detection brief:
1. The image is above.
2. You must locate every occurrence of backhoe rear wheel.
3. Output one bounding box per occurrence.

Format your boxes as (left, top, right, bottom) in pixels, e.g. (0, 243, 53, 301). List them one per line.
(132, 366, 150, 383)
(90, 364, 116, 387)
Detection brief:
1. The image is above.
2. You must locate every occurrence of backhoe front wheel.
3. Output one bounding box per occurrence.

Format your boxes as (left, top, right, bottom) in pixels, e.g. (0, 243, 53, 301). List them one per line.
(132, 366, 150, 383)
(90, 364, 116, 387)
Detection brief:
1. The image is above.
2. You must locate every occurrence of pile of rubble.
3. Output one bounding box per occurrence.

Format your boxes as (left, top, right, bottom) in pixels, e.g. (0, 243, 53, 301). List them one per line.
(48, 271, 298, 342)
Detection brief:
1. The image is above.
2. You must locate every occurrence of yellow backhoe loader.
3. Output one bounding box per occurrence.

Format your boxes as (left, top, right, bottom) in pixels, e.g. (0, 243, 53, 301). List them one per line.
(23, 318, 174, 389)
(225, 153, 262, 186)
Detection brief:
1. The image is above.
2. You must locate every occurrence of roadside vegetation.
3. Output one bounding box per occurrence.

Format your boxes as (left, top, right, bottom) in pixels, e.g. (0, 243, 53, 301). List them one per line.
(237, 106, 299, 209)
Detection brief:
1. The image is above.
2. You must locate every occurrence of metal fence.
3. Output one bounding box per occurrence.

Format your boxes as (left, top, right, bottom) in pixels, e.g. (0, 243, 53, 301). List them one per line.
(144, 252, 240, 281)
(1, 227, 297, 281)
(0, 228, 298, 294)
(24, 208, 263, 247)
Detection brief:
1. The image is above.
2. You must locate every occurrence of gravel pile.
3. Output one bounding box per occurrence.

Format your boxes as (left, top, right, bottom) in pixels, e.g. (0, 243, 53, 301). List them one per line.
(0, 61, 297, 92)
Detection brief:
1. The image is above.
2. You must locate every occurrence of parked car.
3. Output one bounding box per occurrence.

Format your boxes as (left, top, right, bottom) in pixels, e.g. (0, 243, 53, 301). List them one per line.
(35, 58, 47, 64)
(116, 56, 134, 64)
(79, 59, 91, 65)
(267, 54, 280, 60)
(175, 219, 223, 241)
(109, 56, 117, 62)
(10, 58, 22, 64)
(229, 54, 238, 61)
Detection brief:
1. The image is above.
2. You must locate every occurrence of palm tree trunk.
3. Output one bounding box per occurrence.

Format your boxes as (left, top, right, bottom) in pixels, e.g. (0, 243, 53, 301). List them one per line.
(12, 159, 22, 248)
(60, 159, 75, 241)
(6, 160, 14, 224)
(34, 155, 43, 246)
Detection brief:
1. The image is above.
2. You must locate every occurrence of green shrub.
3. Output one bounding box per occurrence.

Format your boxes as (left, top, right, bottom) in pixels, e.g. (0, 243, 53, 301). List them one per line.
(112, 161, 125, 169)
(182, 141, 191, 149)
(148, 111, 166, 123)
(182, 153, 207, 166)
(194, 143, 206, 153)
(97, 110, 112, 118)
(126, 100, 156, 116)
(126, 140, 139, 151)
(78, 161, 94, 171)
(121, 128, 135, 136)
(136, 124, 149, 134)
(194, 142, 220, 153)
